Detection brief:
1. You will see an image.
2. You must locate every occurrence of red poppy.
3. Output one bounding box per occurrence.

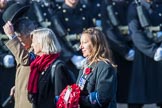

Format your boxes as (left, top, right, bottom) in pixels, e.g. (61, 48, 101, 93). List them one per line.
(85, 66, 92, 75)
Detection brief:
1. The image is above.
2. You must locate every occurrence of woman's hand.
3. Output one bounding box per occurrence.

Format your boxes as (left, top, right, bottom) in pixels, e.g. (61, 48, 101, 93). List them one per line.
(10, 86, 15, 96)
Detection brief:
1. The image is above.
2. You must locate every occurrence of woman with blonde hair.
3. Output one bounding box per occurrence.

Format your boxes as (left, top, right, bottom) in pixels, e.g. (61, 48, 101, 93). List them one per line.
(76, 27, 117, 108)
(27, 28, 74, 108)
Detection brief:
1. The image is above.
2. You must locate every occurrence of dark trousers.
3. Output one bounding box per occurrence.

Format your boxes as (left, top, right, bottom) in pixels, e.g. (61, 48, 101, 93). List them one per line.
(128, 104, 143, 108)
(157, 103, 162, 108)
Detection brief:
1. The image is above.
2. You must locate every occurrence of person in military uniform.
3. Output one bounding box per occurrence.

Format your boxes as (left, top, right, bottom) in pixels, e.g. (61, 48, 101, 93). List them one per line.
(101, 0, 134, 105)
(54, 0, 64, 8)
(127, 0, 162, 107)
(52, 0, 94, 73)
(80, 0, 102, 27)
(0, 0, 16, 108)
(29, 0, 58, 28)
(14, 0, 58, 30)
(0, 35, 15, 108)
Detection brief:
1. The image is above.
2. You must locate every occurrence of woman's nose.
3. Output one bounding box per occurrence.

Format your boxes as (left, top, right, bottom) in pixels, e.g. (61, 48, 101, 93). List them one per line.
(79, 44, 82, 49)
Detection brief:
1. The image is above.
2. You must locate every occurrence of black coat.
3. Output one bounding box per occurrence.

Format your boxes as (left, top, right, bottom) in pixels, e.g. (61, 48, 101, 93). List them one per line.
(0, 3, 16, 105)
(76, 61, 117, 108)
(101, 0, 133, 57)
(54, 3, 94, 35)
(80, 0, 102, 21)
(127, 0, 162, 103)
(34, 60, 74, 108)
(101, 0, 133, 103)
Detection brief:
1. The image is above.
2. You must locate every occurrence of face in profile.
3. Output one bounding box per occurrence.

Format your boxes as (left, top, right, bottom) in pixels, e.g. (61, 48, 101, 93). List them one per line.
(80, 33, 93, 58)
(31, 35, 41, 55)
(17, 35, 32, 50)
(0, 0, 7, 9)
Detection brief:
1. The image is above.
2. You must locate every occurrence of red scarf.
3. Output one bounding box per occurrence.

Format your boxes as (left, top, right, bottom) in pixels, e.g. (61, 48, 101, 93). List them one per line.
(27, 53, 60, 94)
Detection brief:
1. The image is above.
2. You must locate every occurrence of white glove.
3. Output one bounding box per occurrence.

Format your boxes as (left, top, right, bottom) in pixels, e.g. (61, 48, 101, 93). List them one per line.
(125, 49, 135, 61)
(3, 55, 15, 68)
(95, 20, 102, 30)
(71, 55, 85, 69)
(154, 47, 162, 61)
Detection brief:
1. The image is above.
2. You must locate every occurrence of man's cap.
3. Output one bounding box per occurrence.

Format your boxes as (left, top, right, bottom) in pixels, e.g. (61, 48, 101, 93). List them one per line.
(2, 3, 30, 23)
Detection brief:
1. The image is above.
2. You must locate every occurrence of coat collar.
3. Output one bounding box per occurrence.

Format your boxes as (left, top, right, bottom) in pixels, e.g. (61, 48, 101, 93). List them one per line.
(62, 3, 81, 14)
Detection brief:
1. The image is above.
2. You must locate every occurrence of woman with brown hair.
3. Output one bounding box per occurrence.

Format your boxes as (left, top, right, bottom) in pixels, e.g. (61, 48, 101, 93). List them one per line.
(76, 27, 117, 108)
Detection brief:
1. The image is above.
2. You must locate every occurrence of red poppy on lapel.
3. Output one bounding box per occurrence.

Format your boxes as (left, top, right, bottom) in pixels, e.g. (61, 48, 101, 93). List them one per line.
(85, 66, 92, 75)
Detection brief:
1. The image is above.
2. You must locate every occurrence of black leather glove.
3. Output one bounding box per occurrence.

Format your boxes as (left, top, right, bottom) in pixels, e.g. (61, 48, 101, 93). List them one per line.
(28, 93, 37, 104)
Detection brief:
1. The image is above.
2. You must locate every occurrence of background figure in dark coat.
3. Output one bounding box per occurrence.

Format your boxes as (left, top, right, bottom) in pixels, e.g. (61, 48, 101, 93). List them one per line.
(76, 27, 117, 108)
(127, 0, 162, 107)
(14, 0, 59, 31)
(80, 0, 102, 27)
(0, 0, 16, 108)
(22, 0, 57, 29)
(52, 0, 94, 76)
(101, 0, 134, 104)
(0, 35, 15, 108)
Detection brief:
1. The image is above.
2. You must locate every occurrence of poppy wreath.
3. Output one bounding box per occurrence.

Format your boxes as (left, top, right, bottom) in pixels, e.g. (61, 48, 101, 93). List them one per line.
(56, 84, 81, 108)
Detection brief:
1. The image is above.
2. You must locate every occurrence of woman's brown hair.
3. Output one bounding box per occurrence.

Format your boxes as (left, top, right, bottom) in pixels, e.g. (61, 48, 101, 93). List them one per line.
(82, 27, 114, 66)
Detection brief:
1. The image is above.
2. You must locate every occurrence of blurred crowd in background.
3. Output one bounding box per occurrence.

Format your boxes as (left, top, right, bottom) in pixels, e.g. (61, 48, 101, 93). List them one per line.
(1, 0, 162, 108)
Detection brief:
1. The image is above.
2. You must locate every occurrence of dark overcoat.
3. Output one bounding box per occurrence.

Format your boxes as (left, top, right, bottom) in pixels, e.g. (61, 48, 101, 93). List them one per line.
(76, 61, 117, 108)
(127, 0, 162, 103)
(35, 59, 75, 108)
(101, 0, 133, 103)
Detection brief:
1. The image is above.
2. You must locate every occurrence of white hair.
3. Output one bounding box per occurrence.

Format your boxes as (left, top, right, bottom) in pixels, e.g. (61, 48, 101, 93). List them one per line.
(31, 28, 62, 54)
